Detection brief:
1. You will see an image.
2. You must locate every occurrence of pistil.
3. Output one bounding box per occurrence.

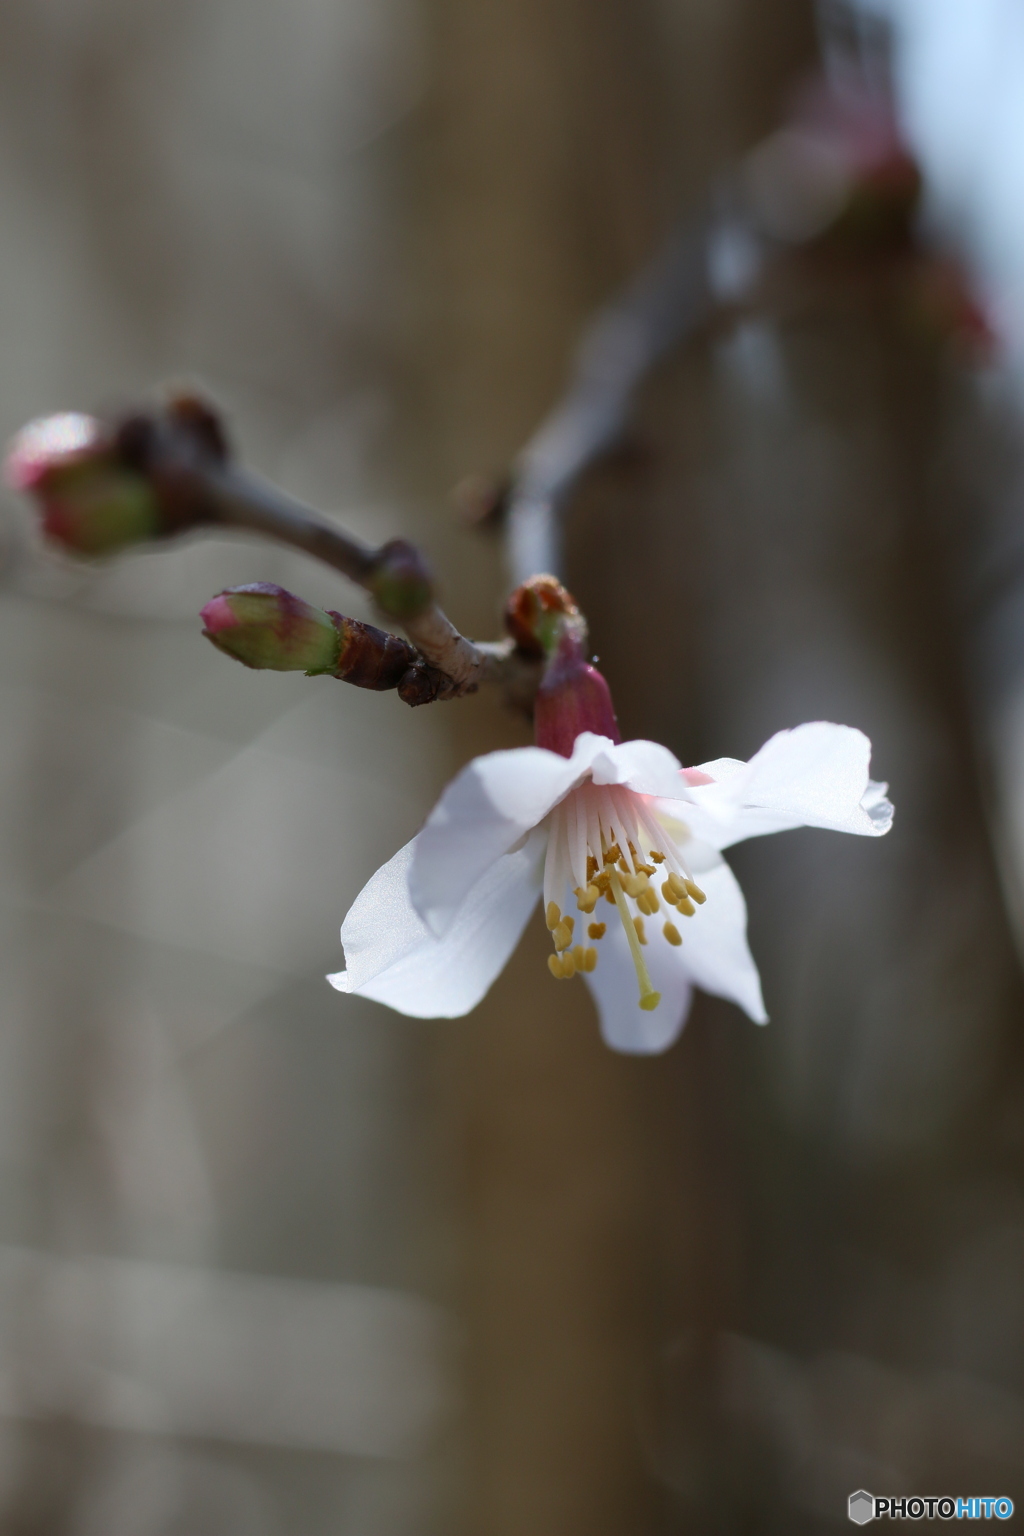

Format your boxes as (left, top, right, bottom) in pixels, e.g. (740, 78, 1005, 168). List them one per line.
(607, 865, 661, 1012)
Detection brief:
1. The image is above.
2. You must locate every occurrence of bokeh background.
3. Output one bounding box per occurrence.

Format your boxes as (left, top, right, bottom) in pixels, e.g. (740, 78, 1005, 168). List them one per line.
(1, 0, 1024, 1532)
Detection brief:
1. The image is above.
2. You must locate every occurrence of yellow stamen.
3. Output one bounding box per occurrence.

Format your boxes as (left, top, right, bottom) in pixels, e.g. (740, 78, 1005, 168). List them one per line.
(633, 916, 647, 944)
(575, 884, 600, 913)
(607, 865, 660, 1011)
(622, 871, 648, 898)
(548, 953, 566, 979)
(604, 887, 615, 905)
(586, 855, 598, 880)
(650, 850, 666, 863)
(661, 879, 678, 905)
(588, 921, 606, 940)
(663, 921, 682, 946)
(561, 949, 576, 978)
(572, 944, 586, 971)
(684, 878, 706, 904)
(583, 947, 598, 972)
(546, 902, 561, 931)
(677, 896, 696, 917)
(603, 843, 621, 864)
(667, 872, 687, 901)
(637, 863, 655, 877)
(553, 920, 573, 951)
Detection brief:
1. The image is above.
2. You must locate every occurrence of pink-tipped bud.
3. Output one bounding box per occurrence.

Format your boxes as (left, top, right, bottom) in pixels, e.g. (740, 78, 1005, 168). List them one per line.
(533, 629, 620, 757)
(745, 76, 921, 253)
(201, 584, 341, 674)
(903, 256, 997, 362)
(6, 413, 161, 556)
(201, 582, 433, 696)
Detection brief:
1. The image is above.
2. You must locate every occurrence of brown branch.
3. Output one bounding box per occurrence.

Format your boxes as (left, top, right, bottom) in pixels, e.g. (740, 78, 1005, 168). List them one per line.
(503, 211, 718, 584)
(201, 464, 491, 695)
(117, 395, 537, 701)
(9, 395, 545, 706)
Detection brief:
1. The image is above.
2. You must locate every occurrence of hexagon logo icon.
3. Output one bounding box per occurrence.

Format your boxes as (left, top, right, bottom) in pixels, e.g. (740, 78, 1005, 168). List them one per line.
(848, 1490, 875, 1524)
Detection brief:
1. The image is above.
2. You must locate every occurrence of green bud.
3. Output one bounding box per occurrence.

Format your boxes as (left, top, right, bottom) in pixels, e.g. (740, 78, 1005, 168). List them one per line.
(368, 539, 434, 620)
(201, 584, 341, 673)
(6, 413, 161, 556)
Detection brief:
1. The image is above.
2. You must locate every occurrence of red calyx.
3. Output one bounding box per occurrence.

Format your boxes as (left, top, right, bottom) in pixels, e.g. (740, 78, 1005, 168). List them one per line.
(533, 631, 620, 757)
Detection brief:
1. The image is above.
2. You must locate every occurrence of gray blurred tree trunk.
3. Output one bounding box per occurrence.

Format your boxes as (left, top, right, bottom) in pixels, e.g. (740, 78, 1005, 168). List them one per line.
(418, 0, 1024, 1531)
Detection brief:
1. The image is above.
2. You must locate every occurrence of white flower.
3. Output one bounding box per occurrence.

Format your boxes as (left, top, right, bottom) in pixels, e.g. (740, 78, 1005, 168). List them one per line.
(328, 720, 892, 1054)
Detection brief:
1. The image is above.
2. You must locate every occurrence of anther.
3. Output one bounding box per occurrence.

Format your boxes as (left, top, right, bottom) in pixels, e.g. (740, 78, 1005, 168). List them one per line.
(603, 843, 621, 864)
(547, 953, 566, 979)
(639, 991, 662, 1012)
(575, 884, 600, 913)
(586, 855, 598, 880)
(633, 917, 647, 945)
(604, 887, 615, 904)
(572, 944, 587, 971)
(677, 896, 696, 917)
(622, 872, 648, 898)
(637, 863, 655, 877)
(561, 949, 577, 978)
(546, 902, 561, 931)
(588, 921, 606, 940)
(661, 879, 678, 905)
(663, 921, 682, 946)
(583, 947, 598, 972)
(650, 851, 666, 863)
(553, 921, 573, 951)
(667, 872, 687, 901)
(683, 879, 706, 904)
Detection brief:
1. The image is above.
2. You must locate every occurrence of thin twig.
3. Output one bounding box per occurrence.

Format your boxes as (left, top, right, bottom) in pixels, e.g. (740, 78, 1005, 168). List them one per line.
(198, 464, 527, 698)
(505, 211, 719, 584)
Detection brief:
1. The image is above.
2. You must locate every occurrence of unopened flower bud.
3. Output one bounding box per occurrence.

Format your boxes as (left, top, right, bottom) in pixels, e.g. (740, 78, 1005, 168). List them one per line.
(201, 584, 342, 673)
(368, 539, 434, 620)
(745, 76, 921, 254)
(201, 582, 431, 695)
(6, 413, 160, 556)
(505, 573, 586, 659)
(903, 256, 996, 361)
(533, 628, 619, 757)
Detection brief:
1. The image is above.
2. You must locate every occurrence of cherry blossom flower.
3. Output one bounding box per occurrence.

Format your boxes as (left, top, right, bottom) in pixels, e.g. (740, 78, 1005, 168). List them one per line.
(328, 632, 892, 1054)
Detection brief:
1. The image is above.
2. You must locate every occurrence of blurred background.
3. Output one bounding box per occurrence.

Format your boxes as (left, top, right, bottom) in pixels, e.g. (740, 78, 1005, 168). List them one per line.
(1, 0, 1024, 1532)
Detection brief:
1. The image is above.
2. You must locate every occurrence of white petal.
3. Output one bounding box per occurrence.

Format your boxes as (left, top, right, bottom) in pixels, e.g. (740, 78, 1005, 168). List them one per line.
(582, 916, 694, 1055)
(685, 722, 893, 845)
(329, 828, 545, 1018)
(584, 735, 687, 799)
(675, 859, 767, 1023)
(410, 745, 585, 935)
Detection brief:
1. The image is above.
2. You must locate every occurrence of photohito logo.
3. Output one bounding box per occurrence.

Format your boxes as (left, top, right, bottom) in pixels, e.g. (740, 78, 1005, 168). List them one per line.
(848, 1492, 1015, 1522)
